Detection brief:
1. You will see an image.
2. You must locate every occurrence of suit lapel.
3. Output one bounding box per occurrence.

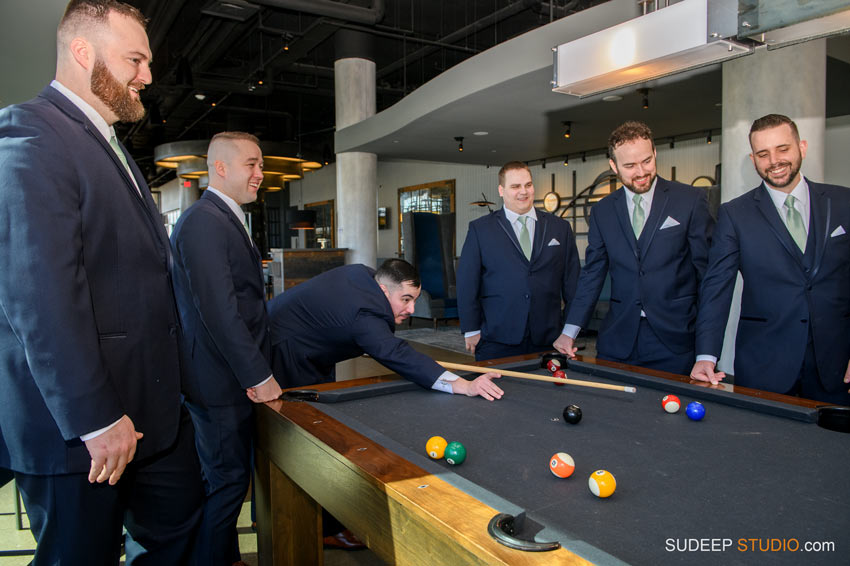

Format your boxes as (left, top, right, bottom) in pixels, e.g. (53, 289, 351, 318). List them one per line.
(754, 184, 805, 268)
(495, 209, 526, 260)
(530, 211, 548, 263)
(638, 180, 669, 253)
(613, 188, 638, 257)
(203, 192, 263, 271)
(807, 179, 830, 281)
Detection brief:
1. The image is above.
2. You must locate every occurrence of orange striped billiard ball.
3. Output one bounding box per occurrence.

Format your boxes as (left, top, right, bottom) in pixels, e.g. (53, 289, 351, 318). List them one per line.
(549, 452, 575, 478)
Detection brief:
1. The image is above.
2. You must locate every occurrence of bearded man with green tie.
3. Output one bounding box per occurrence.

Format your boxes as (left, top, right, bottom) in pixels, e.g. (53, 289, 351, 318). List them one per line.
(557, 121, 714, 376)
(691, 114, 850, 404)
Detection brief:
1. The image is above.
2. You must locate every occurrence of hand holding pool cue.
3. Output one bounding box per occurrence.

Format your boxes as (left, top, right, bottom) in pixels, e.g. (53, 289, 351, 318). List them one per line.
(437, 361, 637, 393)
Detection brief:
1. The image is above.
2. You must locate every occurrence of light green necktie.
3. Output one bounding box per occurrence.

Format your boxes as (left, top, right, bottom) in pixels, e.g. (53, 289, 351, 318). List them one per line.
(632, 194, 645, 238)
(109, 135, 132, 176)
(784, 194, 807, 251)
(518, 215, 532, 260)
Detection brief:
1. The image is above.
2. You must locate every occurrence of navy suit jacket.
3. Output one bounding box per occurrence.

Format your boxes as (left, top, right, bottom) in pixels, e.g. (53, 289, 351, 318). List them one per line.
(268, 264, 443, 389)
(171, 191, 272, 407)
(696, 180, 850, 393)
(567, 177, 713, 358)
(457, 208, 580, 345)
(0, 86, 183, 474)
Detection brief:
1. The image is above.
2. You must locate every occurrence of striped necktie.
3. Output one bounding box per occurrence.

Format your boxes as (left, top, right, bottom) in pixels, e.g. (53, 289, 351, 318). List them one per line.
(632, 194, 645, 238)
(783, 194, 807, 252)
(518, 216, 532, 260)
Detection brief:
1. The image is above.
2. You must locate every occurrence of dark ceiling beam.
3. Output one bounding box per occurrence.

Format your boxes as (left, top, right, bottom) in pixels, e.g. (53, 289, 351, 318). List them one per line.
(376, 0, 537, 79)
(250, 0, 385, 26)
(145, 0, 187, 56)
(334, 21, 479, 54)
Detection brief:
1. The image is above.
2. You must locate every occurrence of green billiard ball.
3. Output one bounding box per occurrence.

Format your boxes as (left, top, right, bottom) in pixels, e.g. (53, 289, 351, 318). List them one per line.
(444, 441, 467, 465)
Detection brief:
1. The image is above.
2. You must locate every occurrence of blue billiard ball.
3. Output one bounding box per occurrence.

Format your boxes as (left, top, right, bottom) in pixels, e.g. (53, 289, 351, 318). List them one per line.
(686, 401, 706, 421)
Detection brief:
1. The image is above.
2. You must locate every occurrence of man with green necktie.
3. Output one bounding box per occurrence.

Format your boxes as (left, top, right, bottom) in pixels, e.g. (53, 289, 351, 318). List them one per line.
(692, 114, 850, 404)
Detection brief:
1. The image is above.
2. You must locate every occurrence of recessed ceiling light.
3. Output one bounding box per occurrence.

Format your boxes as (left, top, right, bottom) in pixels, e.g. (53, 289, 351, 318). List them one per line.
(602, 95, 622, 102)
(194, 93, 207, 101)
(473, 131, 489, 136)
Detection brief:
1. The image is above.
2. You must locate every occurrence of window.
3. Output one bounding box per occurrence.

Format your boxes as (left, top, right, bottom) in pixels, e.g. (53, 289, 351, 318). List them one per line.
(397, 180, 455, 255)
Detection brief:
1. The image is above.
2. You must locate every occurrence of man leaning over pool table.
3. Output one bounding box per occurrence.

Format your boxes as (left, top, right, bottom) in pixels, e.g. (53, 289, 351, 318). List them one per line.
(268, 258, 504, 400)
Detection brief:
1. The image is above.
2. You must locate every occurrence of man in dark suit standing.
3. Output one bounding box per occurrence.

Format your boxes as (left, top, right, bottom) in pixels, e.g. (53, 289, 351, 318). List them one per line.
(269, 259, 503, 399)
(691, 114, 850, 404)
(457, 161, 580, 361)
(0, 1, 202, 563)
(555, 121, 713, 375)
(171, 132, 283, 566)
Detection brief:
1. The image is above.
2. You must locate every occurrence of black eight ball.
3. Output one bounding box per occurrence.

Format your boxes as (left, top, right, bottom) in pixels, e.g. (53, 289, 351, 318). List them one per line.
(562, 404, 582, 425)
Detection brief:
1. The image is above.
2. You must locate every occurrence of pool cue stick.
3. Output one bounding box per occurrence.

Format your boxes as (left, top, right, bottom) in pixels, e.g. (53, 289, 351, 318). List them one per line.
(437, 361, 637, 393)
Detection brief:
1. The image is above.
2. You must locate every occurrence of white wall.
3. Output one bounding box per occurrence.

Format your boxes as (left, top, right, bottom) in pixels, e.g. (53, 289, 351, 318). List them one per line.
(825, 115, 850, 186)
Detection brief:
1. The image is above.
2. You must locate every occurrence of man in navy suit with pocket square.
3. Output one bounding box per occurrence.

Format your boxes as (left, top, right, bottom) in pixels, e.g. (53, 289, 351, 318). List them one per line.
(691, 114, 850, 404)
(555, 121, 714, 376)
(457, 161, 580, 361)
(171, 132, 283, 565)
(0, 1, 202, 563)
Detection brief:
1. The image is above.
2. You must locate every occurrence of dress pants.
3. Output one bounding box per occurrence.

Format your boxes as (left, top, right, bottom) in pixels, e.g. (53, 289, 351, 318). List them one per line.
(475, 332, 553, 362)
(598, 318, 695, 376)
(186, 401, 254, 566)
(16, 409, 202, 566)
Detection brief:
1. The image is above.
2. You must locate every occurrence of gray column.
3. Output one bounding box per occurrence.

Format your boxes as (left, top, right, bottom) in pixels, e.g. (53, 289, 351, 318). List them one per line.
(716, 40, 826, 374)
(335, 32, 377, 267)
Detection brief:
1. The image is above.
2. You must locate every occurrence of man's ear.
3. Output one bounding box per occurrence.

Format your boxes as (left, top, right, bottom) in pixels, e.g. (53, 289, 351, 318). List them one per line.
(69, 37, 93, 71)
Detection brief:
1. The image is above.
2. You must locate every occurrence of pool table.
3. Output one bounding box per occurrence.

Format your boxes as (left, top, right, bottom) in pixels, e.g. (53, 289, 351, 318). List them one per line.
(254, 354, 850, 566)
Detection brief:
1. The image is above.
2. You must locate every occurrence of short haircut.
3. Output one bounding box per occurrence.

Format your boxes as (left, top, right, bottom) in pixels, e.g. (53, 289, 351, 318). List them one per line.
(498, 161, 531, 187)
(58, 0, 147, 48)
(207, 131, 261, 168)
(375, 259, 420, 288)
(749, 113, 800, 143)
(608, 121, 655, 160)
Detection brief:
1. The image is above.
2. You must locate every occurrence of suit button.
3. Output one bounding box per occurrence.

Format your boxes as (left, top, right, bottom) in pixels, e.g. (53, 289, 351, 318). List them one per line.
(524, 294, 530, 299)
(169, 325, 177, 337)
(806, 285, 812, 291)
(639, 270, 645, 277)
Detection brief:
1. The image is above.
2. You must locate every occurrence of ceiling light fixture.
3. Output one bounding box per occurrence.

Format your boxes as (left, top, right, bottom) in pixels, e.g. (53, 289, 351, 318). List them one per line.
(706, 131, 712, 144)
(562, 121, 572, 139)
(582, 152, 587, 163)
(670, 136, 675, 149)
(563, 156, 569, 166)
(552, 0, 750, 98)
(639, 88, 649, 110)
(455, 136, 464, 152)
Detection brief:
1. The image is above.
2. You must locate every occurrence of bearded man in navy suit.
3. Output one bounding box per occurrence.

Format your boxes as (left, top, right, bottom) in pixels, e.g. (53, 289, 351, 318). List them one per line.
(691, 114, 850, 405)
(0, 1, 201, 563)
(457, 161, 580, 361)
(556, 121, 713, 375)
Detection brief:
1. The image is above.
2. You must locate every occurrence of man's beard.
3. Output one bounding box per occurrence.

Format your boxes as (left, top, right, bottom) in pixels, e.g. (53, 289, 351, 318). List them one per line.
(91, 57, 146, 123)
(757, 159, 802, 189)
(621, 172, 655, 194)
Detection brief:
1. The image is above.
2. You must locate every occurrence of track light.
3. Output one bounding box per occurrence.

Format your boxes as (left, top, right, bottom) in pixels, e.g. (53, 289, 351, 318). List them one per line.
(670, 137, 675, 149)
(638, 88, 649, 110)
(563, 156, 569, 166)
(562, 121, 572, 139)
(582, 152, 586, 163)
(542, 159, 546, 169)
(455, 136, 464, 152)
(706, 131, 712, 144)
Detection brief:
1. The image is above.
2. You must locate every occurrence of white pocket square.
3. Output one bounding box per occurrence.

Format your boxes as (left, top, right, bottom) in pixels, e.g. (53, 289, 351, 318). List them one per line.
(659, 216, 680, 230)
(547, 238, 561, 246)
(831, 225, 846, 237)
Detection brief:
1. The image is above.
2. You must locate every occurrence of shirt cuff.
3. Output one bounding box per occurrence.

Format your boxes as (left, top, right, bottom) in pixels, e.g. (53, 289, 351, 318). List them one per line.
(431, 371, 459, 393)
(80, 417, 122, 441)
(696, 355, 718, 364)
(464, 330, 481, 338)
(561, 324, 581, 339)
(251, 374, 274, 388)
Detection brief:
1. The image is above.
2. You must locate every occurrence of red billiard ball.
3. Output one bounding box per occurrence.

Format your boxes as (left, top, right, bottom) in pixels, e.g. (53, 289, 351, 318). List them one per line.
(552, 369, 567, 386)
(547, 359, 562, 373)
(662, 394, 681, 414)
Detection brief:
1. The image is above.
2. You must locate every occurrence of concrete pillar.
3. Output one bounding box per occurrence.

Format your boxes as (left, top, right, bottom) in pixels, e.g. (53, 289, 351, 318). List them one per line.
(716, 40, 826, 374)
(335, 30, 377, 267)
